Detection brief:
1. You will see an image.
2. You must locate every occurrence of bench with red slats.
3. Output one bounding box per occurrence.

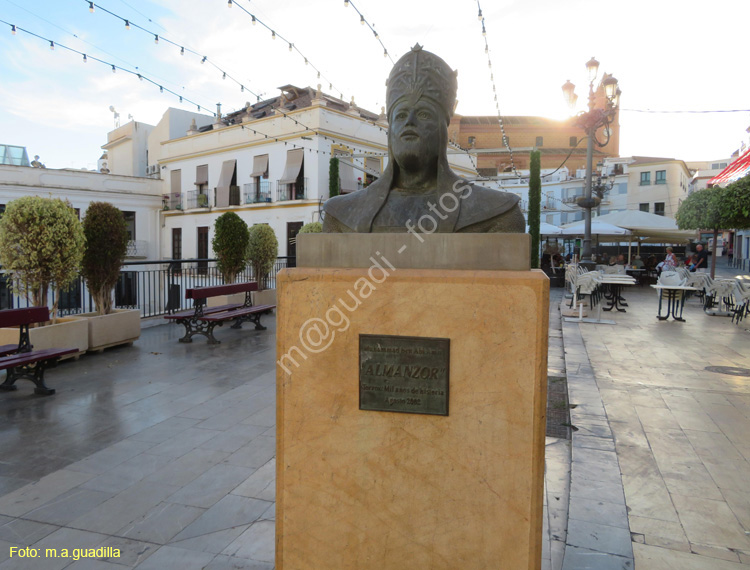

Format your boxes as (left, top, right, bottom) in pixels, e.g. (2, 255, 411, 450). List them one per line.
(164, 282, 275, 344)
(0, 307, 78, 396)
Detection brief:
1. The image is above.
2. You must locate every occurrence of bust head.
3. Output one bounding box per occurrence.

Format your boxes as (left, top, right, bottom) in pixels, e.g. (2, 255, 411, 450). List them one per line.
(385, 45, 457, 189)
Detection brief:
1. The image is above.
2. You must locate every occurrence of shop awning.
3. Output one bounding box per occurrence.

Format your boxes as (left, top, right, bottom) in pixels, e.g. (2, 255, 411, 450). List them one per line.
(709, 148, 750, 186)
(279, 149, 304, 184)
(216, 159, 236, 207)
(249, 154, 269, 178)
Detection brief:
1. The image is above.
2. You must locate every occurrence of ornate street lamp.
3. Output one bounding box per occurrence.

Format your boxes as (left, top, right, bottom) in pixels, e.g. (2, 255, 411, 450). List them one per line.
(562, 57, 620, 266)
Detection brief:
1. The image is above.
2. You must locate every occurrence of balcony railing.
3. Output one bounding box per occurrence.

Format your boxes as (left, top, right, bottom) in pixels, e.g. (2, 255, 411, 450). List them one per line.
(276, 178, 308, 201)
(243, 180, 273, 204)
(162, 192, 182, 210)
(0, 257, 294, 318)
(187, 190, 210, 209)
(126, 240, 149, 259)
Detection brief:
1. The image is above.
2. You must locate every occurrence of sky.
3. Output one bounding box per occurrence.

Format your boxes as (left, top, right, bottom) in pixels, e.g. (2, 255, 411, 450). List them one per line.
(1, 0, 749, 170)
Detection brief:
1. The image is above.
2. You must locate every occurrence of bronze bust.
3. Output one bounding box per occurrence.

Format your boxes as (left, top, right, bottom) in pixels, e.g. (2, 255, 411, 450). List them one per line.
(323, 45, 525, 234)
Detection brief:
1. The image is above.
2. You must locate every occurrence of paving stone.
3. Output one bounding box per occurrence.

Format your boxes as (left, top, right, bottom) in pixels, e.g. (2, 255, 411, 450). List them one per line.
(170, 495, 271, 543)
(204, 555, 274, 570)
(0, 518, 58, 545)
(22, 488, 114, 526)
(566, 519, 633, 558)
(130, 545, 215, 570)
(231, 460, 275, 502)
(166, 464, 255, 509)
(68, 481, 180, 535)
(0, 471, 96, 518)
(117, 502, 205, 544)
(561, 545, 633, 570)
(222, 520, 275, 563)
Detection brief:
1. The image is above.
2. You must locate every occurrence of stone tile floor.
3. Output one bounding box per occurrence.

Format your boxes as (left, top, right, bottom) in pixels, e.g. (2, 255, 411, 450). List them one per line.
(0, 259, 747, 568)
(574, 263, 750, 569)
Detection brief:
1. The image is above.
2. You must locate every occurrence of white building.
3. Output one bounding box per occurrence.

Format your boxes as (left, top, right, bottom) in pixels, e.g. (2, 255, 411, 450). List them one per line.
(105, 85, 477, 261)
(0, 162, 162, 260)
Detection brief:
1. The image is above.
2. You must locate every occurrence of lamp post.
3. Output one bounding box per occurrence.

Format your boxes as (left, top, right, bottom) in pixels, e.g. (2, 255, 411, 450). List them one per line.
(562, 57, 620, 267)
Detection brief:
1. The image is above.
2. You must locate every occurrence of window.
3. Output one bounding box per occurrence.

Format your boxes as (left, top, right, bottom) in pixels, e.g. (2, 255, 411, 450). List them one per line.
(618, 183, 628, 195)
(468, 136, 476, 147)
(197, 227, 209, 275)
(654, 202, 665, 216)
(172, 228, 182, 259)
(535, 136, 543, 147)
(640, 172, 651, 186)
(196, 164, 208, 193)
(639, 203, 649, 213)
(569, 136, 577, 147)
(655, 170, 666, 185)
(122, 211, 136, 241)
(711, 162, 728, 170)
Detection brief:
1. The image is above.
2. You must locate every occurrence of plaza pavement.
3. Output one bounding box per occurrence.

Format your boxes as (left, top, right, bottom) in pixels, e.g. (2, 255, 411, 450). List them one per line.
(0, 259, 746, 568)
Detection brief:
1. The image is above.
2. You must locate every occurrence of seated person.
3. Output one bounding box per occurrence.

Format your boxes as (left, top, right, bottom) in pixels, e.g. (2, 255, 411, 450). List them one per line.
(631, 255, 645, 268)
(616, 254, 627, 265)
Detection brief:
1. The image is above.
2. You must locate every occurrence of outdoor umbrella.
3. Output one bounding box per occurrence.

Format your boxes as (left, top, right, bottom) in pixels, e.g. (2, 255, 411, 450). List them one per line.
(526, 222, 563, 235)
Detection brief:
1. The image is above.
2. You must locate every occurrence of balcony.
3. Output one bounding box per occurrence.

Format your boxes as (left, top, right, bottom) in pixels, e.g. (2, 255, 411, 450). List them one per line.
(243, 181, 273, 204)
(125, 240, 148, 259)
(162, 192, 182, 211)
(276, 178, 308, 201)
(187, 190, 210, 209)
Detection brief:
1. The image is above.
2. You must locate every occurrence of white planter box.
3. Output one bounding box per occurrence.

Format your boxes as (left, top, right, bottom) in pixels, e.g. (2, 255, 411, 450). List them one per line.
(79, 309, 141, 353)
(0, 316, 88, 360)
(253, 289, 276, 307)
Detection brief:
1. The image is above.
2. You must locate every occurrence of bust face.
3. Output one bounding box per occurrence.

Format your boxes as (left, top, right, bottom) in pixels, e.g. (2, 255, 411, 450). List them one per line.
(389, 98, 443, 174)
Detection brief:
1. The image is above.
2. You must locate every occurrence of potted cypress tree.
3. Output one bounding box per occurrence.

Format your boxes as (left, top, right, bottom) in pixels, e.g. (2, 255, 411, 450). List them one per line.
(207, 212, 251, 308)
(0, 196, 88, 357)
(79, 202, 141, 352)
(247, 223, 278, 306)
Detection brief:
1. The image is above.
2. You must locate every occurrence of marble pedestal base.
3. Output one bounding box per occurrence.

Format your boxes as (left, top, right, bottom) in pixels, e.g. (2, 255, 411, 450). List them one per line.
(276, 267, 548, 569)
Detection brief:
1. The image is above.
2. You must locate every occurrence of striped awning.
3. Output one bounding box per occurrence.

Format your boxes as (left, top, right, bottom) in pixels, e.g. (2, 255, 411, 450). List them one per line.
(709, 148, 750, 186)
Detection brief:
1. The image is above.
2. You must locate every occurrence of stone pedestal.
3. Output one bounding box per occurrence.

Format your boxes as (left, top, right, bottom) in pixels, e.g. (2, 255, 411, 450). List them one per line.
(276, 262, 549, 569)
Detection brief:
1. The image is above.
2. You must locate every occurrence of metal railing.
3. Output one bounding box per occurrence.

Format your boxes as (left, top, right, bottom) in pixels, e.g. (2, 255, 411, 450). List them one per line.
(0, 257, 294, 319)
(187, 190, 210, 209)
(243, 181, 273, 204)
(126, 240, 149, 259)
(276, 178, 308, 201)
(730, 257, 750, 273)
(162, 192, 182, 210)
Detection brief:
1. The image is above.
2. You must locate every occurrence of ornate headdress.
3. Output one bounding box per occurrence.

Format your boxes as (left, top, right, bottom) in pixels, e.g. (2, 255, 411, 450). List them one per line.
(386, 44, 457, 125)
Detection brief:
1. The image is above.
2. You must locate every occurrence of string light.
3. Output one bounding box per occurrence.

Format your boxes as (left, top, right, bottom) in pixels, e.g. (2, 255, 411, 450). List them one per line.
(11, 24, 16, 34)
(271, 30, 276, 39)
(222, 72, 226, 79)
(88, 1, 94, 12)
(251, 15, 256, 24)
(288, 42, 293, 52)
(227, 0, 232, 6)
(343, 0, 394, 64)
(201, 56, 206, 63)
(82, 53, 87, 62)
(475, 0, 519, 177)
(111, 64, 115, 72)
(49, 40, 54, 50)
(124, 19, 129, 30)
(180, 46, 184, 55)
(154, 34, 158, 44)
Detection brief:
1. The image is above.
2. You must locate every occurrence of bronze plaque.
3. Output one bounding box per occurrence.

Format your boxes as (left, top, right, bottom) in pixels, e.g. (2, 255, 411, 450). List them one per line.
(359, 334, 449, 415)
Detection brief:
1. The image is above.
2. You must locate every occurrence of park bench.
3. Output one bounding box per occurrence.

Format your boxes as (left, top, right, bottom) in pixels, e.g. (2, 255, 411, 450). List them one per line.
(0, 307, 78, 396)
(164, 282, 275, 344)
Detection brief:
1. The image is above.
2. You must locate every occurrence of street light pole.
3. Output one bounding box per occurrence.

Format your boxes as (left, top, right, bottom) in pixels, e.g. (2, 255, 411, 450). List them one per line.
(562, 58, 620, 267)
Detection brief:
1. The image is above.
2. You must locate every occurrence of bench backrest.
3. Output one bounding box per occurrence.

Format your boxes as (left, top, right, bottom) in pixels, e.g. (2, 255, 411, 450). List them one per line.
(0, 307, 50, 328)
(186, 282, 258, 300)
